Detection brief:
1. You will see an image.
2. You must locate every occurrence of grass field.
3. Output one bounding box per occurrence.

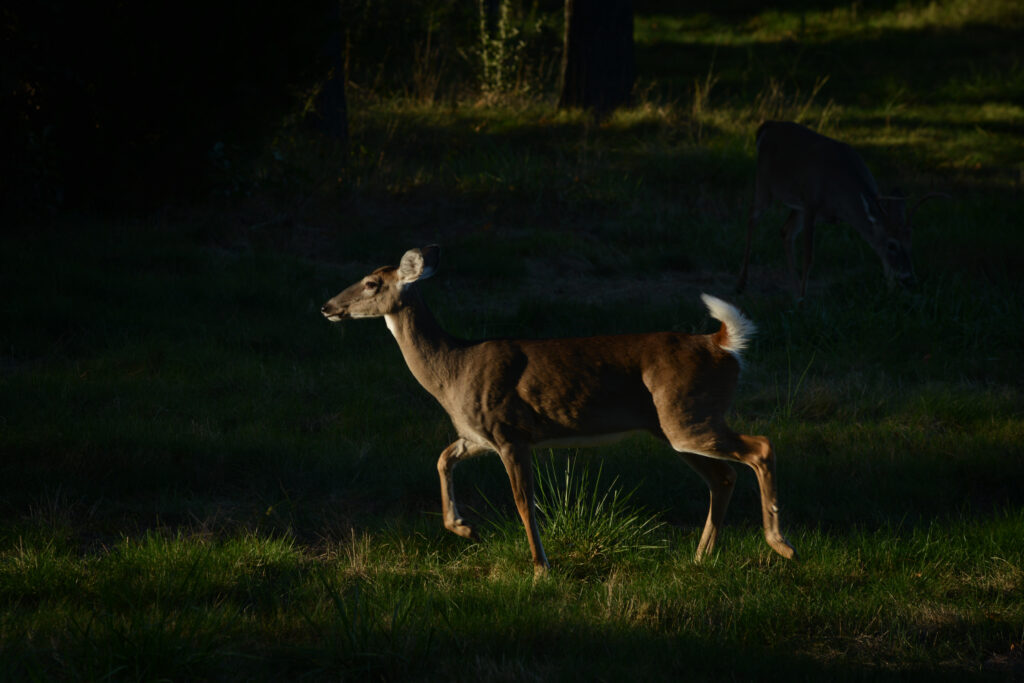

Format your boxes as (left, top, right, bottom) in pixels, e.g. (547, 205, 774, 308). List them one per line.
(3, 1, 1024, 680)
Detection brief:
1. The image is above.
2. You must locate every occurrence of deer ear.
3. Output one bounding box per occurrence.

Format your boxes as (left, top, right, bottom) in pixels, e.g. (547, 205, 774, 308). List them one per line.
(397, 245, 440, 285)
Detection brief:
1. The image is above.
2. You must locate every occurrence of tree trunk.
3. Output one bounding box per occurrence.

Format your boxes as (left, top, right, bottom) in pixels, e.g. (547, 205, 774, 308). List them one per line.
(559, 0, 635, 115)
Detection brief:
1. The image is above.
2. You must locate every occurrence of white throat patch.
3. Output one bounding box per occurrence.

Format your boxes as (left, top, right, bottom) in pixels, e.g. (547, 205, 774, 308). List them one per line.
(384, 314, 399, 338)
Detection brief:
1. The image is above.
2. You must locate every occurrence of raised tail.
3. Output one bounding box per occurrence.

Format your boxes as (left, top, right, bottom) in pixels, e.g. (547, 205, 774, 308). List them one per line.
(701, 293, 757, 360)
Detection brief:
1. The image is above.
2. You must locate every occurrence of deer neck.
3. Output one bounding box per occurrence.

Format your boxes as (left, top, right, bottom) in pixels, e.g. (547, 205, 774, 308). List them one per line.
(383, 287, 462, 400)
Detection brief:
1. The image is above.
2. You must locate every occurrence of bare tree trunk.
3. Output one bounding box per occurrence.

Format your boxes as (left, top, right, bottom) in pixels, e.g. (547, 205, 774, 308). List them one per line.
(559, 0, 635, 115)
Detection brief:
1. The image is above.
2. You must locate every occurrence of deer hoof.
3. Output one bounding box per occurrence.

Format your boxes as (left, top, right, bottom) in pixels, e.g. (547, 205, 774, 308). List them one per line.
(446, 520, 477, 540)
(770, 534, 798, 560)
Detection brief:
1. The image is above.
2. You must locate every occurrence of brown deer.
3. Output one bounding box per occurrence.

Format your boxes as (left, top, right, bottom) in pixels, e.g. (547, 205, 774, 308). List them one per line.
(322, 246, 796, 574)
(736, 120, 944, 299)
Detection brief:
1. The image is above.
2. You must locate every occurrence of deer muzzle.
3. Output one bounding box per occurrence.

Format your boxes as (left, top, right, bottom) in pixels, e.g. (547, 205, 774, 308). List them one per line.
(321, 301, 348, 322)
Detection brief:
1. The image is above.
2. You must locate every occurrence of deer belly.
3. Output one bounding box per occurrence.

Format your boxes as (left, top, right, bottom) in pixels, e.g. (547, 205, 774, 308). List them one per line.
(534, 431, 645, 449)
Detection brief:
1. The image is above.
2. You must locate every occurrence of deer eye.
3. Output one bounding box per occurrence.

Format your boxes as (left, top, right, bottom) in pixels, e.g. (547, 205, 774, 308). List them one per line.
(364, 280, 380, 291)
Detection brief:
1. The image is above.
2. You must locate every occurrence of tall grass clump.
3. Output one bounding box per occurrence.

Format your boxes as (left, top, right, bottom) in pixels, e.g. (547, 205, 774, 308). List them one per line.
(532, 454, 667, 576)
(476, 453, 668, 576)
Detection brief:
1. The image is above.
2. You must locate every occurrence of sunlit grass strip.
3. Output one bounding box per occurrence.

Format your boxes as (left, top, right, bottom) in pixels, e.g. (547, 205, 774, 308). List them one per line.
(635, 0, 1022, 47)
(1, 513, 1020, 677)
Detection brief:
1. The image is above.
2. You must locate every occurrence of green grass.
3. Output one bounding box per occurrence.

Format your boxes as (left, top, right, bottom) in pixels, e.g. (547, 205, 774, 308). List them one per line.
(3, 0, 1024, 679)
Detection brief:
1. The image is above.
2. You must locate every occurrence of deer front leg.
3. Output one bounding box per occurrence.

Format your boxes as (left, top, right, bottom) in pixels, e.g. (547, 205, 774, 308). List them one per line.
(437, 438, 488, 540)
(498, 443, 549, 575)
(679, 453, 737, 562)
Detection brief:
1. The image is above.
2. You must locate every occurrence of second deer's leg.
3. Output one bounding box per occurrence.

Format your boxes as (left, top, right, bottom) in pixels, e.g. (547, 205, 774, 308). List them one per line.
(498, 443, 549, 574)
(437, 438, 489, 539)
(736, 206, 761, 293)
(678, 452, 737, 562)
(798, 210, 817, 299)
(781, 209, 803, 296)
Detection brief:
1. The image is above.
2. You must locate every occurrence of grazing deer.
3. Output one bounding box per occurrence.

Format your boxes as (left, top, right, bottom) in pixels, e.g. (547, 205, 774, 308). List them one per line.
(736, 120, 944, 298)
(321, 246, 796, 574)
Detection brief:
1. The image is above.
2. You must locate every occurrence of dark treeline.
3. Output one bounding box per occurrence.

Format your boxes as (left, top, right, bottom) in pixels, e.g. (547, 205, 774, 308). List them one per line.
(1, 1, 540, 217)
(3, 1, 342, 215)
(6, 0, 905, 219)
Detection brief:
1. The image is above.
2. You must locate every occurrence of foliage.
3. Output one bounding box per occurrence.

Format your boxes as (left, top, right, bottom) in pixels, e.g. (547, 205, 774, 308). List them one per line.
(478, 0, 526, 97)
(2, 1, 343, 213)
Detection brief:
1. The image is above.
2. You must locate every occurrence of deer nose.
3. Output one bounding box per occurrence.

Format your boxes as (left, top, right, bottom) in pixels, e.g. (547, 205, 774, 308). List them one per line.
(321, 302, 345, 319)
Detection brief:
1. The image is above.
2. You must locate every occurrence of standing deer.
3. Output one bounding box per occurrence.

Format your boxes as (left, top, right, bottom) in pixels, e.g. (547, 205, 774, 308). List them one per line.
(322, 245, 796, 574)
(736, 120, 944, 298)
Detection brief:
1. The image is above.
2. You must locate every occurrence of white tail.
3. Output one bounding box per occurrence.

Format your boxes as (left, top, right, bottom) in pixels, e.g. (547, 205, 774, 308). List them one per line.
(736, 120, 946, 298)
(323, 246, 796, 574)
(700, 293, 755, 357)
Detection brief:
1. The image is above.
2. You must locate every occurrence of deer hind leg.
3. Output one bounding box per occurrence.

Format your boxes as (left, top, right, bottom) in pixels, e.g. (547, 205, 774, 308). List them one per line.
(437, 438, 489, 540)
(497, 442, 549, 575)
(731, 433, 796, 559)
(678, 452, 736, 561)
(657, 412, 796, 560)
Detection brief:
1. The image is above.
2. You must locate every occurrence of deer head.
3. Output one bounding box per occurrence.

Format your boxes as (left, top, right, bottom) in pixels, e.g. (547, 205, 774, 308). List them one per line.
(321, 246, 440, 321)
